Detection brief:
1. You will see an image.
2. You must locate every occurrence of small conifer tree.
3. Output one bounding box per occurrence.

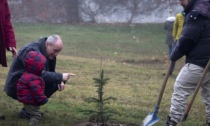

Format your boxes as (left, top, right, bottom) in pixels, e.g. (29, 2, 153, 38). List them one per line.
(83, 69, 117, 126)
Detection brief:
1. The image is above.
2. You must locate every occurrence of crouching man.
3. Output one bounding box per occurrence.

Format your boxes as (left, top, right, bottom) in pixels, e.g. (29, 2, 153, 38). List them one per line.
(4, 35, 75, 119)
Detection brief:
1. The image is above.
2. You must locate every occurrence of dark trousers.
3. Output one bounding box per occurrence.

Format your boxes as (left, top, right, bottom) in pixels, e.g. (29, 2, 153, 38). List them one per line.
(44, 83, 58, 98)
(168, 41, 177, 75)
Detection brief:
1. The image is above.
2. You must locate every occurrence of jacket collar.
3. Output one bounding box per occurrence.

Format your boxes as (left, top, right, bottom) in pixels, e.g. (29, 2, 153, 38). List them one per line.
(184, 0, 210, 18)
(39, 37, 48, 58)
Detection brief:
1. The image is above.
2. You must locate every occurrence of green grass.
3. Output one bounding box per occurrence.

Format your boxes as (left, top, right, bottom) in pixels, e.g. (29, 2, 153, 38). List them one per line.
(0, 23, 205, 126)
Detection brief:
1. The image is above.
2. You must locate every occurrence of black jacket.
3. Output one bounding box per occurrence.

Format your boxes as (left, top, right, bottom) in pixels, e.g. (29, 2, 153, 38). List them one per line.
(170, 0, 210, 68)
(4, 37, 63, 99)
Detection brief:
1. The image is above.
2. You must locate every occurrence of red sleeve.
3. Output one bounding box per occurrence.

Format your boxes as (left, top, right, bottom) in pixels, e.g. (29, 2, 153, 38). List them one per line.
(4, 1, 16, 49)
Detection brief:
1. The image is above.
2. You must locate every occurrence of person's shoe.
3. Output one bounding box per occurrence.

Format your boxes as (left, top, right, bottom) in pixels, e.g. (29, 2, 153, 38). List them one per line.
(205, 120, 210, 126)
(19, 108, 44, 120)
(0, 114, 5, 120)
(19, 108, 30, 119)
(165, 116, 177, 126)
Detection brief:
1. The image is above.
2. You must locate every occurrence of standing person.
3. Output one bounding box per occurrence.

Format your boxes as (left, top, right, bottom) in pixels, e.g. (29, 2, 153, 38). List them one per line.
(165, 0, 210, 125)
(0, 0, 17, 120)
(164, 16, 176, 58)
(4, 35, 75, 119)
(169, 1, 185, 76)
(172, 13, 184, 43)
(173, 0, 187, 43)
(17, 51, 48, 126)
(0, 0, 17, 66)
(164, 16, 175, 75)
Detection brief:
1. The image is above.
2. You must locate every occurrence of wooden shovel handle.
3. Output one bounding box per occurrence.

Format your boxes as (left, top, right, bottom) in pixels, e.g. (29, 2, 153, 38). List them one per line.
(156, 61, 174, 108)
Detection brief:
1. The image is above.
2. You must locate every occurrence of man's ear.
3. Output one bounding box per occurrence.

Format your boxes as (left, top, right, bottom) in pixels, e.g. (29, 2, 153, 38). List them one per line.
(45, 41, 50, 47)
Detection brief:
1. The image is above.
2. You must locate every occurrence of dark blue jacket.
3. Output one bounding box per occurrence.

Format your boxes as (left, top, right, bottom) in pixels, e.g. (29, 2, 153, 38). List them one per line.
(4, 37, 63, 99)
(170, 0, 210, 68)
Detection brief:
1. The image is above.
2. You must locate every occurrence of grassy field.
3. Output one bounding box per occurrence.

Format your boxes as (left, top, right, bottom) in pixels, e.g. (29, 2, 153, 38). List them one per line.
(0, 23, 205, 126)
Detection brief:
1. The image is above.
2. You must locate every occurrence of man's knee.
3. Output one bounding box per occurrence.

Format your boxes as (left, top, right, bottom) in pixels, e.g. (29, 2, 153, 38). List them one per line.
(44, 83, 58, 98)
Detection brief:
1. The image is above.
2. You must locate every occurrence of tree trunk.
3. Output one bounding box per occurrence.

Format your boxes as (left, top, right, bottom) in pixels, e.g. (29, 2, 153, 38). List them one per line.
(64, 0, 80, 23)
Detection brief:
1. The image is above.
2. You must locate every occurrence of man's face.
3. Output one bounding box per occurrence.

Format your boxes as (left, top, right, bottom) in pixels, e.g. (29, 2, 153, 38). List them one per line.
(45, 42, 62, 59)
(179, 0, 189, 8)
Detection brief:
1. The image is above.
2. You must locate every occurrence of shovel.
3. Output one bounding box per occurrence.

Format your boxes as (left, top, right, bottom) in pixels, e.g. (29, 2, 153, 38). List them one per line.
(141, 61, 174, 126)
(176, 59, 210, 126)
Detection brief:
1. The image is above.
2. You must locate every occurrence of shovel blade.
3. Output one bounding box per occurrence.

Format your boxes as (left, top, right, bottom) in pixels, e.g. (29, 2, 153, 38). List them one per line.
(141, 112, 160, 126)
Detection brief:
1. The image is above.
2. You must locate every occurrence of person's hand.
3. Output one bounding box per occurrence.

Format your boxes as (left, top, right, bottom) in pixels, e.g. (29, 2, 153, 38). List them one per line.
(58, 81, 65, 91)
(62, 73, 76, 81)
(9, 47, 17, 59)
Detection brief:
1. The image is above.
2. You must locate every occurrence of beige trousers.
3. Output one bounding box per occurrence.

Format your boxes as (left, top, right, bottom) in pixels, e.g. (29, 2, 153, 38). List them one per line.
(169, 63, 210, 123)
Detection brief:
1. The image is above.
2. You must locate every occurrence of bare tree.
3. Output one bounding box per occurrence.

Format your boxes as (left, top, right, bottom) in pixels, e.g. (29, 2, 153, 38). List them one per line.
(79, 0, 125, 23)
(63, 0, 80, 23)
(79, 0, 98, 23)
(125, 0, 178, 23)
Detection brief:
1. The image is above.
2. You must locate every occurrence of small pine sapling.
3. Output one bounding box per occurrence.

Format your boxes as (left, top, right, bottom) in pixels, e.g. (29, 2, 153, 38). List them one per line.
(83, 70, 117, 126)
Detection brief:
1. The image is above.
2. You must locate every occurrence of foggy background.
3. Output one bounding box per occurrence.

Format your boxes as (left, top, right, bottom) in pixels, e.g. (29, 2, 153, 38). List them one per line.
(8, 0, 182, 24)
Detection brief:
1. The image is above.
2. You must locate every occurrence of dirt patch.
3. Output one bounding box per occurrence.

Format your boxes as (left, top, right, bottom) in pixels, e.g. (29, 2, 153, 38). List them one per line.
(73, 122, 136, 126)
(122, 58, 162, 65)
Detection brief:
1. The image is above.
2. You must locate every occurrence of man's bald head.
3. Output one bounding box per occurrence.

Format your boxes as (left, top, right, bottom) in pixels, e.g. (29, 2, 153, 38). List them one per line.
(45, 35, 63, 59)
